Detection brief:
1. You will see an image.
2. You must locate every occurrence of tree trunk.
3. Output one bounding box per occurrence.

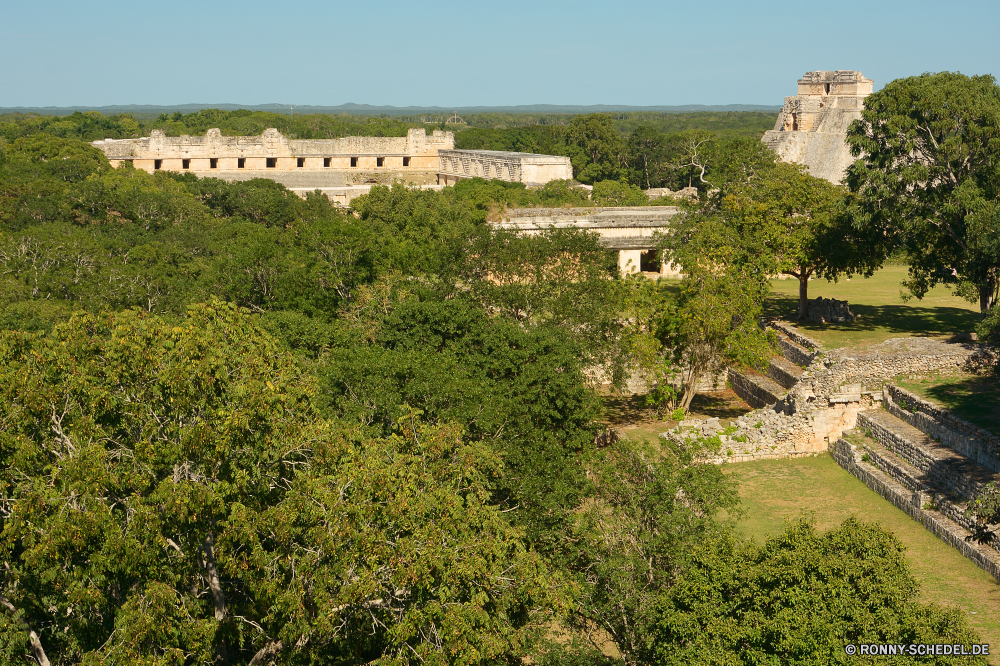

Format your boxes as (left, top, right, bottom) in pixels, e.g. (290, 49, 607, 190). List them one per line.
(796, 269, 813, 320)
(980, 281, 996, 314)
(798, 274, 809, 320)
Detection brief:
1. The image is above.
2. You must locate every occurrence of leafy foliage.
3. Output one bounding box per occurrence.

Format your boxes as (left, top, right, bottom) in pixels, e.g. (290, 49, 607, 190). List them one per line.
(646, 518, 986, 665)
(0, 303, 561, 665)
(846, 72, 1000, 312)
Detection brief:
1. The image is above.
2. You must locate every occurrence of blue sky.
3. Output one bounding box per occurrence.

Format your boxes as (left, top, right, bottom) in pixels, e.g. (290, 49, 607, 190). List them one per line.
(2, 0, 997, 107)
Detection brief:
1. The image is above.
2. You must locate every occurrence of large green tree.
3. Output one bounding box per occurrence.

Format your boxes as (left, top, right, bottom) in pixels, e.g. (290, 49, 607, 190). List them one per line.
(646, 518, 985, 665)
(720, 162, 882, 318)
(0, 303, 560, 665)
(846, 72, 1000, 313)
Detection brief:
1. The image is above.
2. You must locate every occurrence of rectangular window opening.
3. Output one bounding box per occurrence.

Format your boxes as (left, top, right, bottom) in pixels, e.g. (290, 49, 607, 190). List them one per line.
(376, 157, 385, 167)
(210, 158, 218, 169)
(154, 159, 162, 170)
(403, 157, 411, 167)
(351, 157, 358, 168)
(266, 157, 277, 168)
(237, 158, 246, 169)
(323, 157, 331, 168)
(182, 159, 191, 170)
(297, 157, 305, 168)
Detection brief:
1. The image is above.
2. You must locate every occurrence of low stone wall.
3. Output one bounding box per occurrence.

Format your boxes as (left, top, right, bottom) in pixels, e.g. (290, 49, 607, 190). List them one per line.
(778, 338, 815, 368)
(767, 357, 803, 389)
(807, 337, 978, 398)
(729, 372, 782, 409)
(886, 385, 1000, 474)
(856, 412, 984, 500)
(831, 438, 1000, 581)
(770, 320, 822, 353)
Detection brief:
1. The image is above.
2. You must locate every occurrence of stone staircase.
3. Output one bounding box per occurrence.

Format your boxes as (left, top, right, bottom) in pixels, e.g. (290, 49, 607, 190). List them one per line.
(832, 389, 1000, 581)
(729, 326, 809, 409)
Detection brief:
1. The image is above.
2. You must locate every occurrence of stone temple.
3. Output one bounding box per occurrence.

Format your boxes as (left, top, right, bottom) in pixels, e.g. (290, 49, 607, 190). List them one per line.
(762, 71, 873, 184)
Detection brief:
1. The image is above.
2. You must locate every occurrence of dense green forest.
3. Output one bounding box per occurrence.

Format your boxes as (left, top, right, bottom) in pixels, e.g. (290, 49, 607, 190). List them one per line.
(0, 89, 995, 665)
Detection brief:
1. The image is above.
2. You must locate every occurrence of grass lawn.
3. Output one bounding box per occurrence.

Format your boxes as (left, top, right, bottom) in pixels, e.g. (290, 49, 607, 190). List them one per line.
(896, 371, 1000, 437)
(723, 455, 1000, 658)
(763, 265, 981, 349)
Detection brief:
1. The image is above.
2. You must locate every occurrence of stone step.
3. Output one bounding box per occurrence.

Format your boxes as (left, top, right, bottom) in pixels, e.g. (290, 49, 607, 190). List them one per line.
(858, 409, 997, 501)
(885, 385, 1000, 474)
(730, 370, 786, 409)
(766, 355, 804, 390)
(846, 429, 976, 531)
(831, 435, 1000, 581)
(777, 337, 815, 368)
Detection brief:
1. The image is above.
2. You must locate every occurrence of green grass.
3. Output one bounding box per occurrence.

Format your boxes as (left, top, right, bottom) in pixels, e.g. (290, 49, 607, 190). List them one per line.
(896, 371, 1000, 437)
(764, 266, 981, 349)
(723, 454, 1000, 659)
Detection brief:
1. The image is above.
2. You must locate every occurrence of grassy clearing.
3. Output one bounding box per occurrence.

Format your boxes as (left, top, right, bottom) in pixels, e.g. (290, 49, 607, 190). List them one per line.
(896, 371, 1000, 437)
(723, 455, 1000, 658)
(763, 265, 981, 349)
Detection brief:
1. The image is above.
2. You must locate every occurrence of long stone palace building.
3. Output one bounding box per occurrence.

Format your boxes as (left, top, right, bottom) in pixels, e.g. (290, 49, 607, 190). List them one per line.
(92, 127, 572, 203)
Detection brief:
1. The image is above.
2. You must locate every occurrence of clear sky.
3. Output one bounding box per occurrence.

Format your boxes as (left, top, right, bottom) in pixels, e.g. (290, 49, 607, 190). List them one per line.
(2, 0, 997, 108)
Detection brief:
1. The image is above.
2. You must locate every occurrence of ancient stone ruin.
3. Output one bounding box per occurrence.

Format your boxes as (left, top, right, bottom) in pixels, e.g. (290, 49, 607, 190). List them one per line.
(92, 129, 575, 203)
(762, 70, 873, 184)
(804, 296, 856, 323)
(497, 207, 682, 276)
(666, 322, 1000, 581)
(437, 149, 572, 187)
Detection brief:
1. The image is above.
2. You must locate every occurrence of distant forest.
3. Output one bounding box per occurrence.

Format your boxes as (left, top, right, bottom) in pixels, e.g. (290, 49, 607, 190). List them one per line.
(0, 108, 777, 141)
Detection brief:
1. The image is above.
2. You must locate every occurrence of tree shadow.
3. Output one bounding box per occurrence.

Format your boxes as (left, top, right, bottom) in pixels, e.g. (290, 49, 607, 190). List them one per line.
(765, 294, 980, 339)
(690, 389, 751, 420)
(916, 377, 1000, 437)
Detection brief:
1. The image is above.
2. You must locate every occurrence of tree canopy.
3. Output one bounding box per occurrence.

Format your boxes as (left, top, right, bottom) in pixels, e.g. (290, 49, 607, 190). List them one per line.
(846, 71, 1000, 313)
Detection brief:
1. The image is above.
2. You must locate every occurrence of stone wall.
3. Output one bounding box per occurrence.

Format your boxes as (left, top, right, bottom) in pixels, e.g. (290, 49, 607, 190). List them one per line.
(437, 149, 573, 186)
(675, 331, 987, 463)
(729, 371, 783, 408)
(93, 128, 452, 182)
(804, 297, 856, 323)
(885, 385, 1000, 473)
(830, 438, 1000, 581)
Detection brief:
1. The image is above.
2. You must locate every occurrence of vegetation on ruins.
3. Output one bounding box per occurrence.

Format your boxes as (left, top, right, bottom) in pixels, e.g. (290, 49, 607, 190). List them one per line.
(846, 71, 1000, 315)
(0, 104, 991, 665)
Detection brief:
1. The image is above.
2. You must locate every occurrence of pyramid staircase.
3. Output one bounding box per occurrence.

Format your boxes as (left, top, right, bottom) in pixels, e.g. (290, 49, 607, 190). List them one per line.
(729, 326, 811, 409)
(832, 388, 1000, 581)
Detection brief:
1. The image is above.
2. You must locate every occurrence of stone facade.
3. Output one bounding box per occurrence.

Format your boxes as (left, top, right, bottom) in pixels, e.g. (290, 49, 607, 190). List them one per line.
(437, 149, 572, 186)
(762, 70, 873, 184)
(92, 127, 453, 186)
(497, 207, 682, 276)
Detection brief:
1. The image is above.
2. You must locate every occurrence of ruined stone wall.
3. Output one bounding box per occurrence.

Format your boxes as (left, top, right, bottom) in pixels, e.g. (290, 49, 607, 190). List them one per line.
(670, 332, 988, 463)
(885, 385, 1000, 473)
(437, 149, 572, 186)
(830, 437, 1000, 581)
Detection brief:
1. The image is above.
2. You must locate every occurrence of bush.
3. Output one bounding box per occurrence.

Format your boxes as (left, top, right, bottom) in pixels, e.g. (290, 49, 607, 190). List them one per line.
(591, 180, 649, 206)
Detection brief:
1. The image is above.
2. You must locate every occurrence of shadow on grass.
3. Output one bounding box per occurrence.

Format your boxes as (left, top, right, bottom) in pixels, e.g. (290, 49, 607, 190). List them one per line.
(691, 389, 751, 420)
(904, 376, 1000, 437)
(765, 294, 980, 338)
(600, 389, 751, 427)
